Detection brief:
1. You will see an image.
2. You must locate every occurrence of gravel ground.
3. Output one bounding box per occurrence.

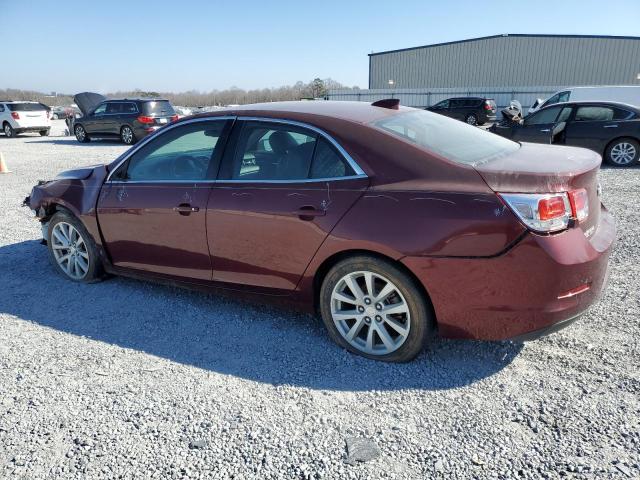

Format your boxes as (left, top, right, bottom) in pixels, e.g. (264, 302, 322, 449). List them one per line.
(0, 121, 638, 479)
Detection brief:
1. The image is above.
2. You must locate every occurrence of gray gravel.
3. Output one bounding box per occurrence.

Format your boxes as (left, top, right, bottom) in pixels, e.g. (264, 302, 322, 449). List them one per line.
(0, 121, 638, 479)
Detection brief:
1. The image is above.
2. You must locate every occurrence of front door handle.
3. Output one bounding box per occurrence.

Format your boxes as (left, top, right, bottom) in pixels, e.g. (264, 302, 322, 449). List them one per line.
(540, 128, 551, 132)
(603, 124, 619, 128)
(173, 203, 199, 216)
(294, 206, 326, 220)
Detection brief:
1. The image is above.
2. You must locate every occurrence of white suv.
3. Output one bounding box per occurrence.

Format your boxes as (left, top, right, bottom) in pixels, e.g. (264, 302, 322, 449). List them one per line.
(0, 100, 51, 137)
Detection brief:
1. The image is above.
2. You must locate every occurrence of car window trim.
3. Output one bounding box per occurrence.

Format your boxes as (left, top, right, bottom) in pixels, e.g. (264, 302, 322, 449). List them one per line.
(106, 116, 368, 184)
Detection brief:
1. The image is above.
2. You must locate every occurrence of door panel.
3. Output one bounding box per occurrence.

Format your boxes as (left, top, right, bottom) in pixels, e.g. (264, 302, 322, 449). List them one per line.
(98, 183, 212, 279)
(207, 178, 369, 290)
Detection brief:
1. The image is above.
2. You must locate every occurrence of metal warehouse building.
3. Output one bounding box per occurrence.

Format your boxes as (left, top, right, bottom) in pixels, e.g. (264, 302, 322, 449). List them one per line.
(329, 34, 640, 108)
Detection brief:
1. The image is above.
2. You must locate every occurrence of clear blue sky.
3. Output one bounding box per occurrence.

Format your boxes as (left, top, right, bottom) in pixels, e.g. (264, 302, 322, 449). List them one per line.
(3, 0, 639, 93)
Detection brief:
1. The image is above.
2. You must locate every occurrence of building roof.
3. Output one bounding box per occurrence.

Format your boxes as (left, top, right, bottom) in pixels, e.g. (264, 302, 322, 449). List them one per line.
(369, 34, 640, 57)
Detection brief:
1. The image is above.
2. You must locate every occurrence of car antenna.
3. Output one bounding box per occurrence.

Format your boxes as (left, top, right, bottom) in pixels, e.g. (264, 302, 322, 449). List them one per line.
(371, 99, 400, 110)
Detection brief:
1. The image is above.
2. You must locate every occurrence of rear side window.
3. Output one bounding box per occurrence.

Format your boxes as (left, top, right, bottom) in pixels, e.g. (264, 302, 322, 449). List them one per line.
(7, 103, 47, 112)
(223, 122, 354, 181)
(373, 110, 520, 166)
(575, 106, 615, 121)
(141, 100, 175, 116)
(0, 105, 4, 112)
(106, 103, 121, 114)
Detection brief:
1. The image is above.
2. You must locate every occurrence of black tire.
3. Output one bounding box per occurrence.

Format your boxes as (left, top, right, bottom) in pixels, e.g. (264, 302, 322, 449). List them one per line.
(465, 114, 478, 126)
(3, 122, 15, 138)
(52, 113, 59, 120)
(74, 124, 89, 143)
(604, 137, 639, 167)
(120, 125, 136, 145)
(39, 129, 50, 137)
(319, 255, 433, 362)
(47, 210, 104, 283)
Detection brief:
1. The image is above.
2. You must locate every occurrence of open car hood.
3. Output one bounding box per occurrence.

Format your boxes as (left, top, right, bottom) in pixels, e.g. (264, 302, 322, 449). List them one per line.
(73, 92, 106, 116)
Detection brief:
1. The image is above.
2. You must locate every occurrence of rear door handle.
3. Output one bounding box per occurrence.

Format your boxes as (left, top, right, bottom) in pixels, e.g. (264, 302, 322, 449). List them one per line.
(604, 124, 619, 128)
(294, 206, 326, 220)
(173, 203, 199, 215)
(539, 129, 551, 132)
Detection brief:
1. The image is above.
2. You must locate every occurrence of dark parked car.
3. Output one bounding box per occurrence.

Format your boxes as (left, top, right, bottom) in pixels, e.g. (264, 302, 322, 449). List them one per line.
(25, 100, 614, 362)
(72, 92, 178, 145)
(426, 97, 497, 125)
(491, 101, 640, 167)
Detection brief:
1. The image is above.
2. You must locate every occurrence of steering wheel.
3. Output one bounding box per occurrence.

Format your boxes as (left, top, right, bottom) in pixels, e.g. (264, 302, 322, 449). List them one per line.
(172, 155, 200, 179)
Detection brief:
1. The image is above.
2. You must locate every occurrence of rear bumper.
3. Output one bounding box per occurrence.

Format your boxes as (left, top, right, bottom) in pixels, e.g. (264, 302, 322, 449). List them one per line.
(15, 126, 50, 133)
(402, 206, 615, 340)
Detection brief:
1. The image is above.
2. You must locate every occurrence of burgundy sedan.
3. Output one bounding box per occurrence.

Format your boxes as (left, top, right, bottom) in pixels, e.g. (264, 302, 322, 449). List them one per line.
(26, 100, 615, 362)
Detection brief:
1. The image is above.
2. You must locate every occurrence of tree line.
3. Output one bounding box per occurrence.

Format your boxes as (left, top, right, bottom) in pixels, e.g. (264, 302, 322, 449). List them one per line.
(0, 78, 360, 107)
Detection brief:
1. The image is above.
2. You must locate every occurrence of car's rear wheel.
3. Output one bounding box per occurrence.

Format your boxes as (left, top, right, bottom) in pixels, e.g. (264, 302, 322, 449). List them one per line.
(120, 125, 135, 145)
(465, 114, 478, 126)
(3, 122, 15, 138)
(605, 138, 639, 167)
(319, 256, 433, 362)
(39, 129, 50, 137)
(74, 124, 89, 143)
(47, 211, 103, 283)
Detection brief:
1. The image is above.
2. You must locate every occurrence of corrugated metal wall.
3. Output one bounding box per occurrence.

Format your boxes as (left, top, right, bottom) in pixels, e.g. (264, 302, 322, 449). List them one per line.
(368, 35, 640, 90)
(327, 87, 557, 109)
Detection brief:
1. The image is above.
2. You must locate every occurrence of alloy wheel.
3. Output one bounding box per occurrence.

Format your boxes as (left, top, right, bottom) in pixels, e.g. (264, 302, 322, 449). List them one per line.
(51, 222, 90, 280)
(121, 127, 133, 144)
(330, 270, 411, 355)
(4, 124, 12, 137)
(610, 142, 637, 165)
(75, 126, 85, 141)
(466, 115, 477, 125)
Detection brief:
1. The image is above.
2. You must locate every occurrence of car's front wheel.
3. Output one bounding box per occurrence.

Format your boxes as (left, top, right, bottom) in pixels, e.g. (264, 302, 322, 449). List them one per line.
(120, 125, 135, 145)
(605, 137, 639, 167)
(47, 211, 103, 283)
(3, 122, 15, 138)
(74, 124, 89, 143)
(319, 256, 433, 362)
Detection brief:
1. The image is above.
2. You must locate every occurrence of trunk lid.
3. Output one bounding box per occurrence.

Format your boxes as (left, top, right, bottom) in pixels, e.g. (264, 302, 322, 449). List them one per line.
(8, 103, 49, 127)
(141, 100, 176, 126)
(74, 92, 106, 116)
(474, 142, 602, 235)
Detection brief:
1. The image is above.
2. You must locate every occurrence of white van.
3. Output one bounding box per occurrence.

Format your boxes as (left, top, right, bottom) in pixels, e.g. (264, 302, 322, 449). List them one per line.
(528, 86, 640, 114)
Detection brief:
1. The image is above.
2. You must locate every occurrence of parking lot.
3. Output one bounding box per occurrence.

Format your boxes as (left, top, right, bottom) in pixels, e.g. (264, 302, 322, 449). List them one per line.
(0, 121, 638, 479)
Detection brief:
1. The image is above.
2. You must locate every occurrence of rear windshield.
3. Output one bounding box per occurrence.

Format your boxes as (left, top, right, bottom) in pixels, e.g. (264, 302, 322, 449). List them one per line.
(141, 100, 175, 116)
(372, 110, 519, 166)
(7, 103, 48, 112)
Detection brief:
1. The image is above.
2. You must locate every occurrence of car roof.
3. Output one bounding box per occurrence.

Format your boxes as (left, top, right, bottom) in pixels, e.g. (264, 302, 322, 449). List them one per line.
(0, 100, 40, 104)
(200, 100, 412, 125)
(541, 100, 640, 112)
(109, 98, 169, 102)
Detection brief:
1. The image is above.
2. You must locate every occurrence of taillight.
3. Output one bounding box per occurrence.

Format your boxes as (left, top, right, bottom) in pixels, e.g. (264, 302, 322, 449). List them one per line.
(500, 190, 589, 233)
(137, 115, 155, 124)
(568, 188, 589, 222)
(484, 103, 492, 110)
(170, 114, 179, 122)
(500, 193, 571, 233)
(11, 112, 20, 120)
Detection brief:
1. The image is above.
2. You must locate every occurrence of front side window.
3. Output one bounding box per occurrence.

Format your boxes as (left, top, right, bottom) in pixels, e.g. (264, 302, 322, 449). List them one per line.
(574, 106, 615, 122)
(114, 121, 227, 181)
(93, 104, 107, 115)
(224, 122, 354, 181)
(525, 106, 562, 125)
(373, 110, 520, 166)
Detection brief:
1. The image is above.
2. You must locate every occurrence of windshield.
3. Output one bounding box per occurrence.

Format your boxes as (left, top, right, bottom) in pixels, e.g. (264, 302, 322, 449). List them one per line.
(372, 110, 520, 166)
(142, 100, 175, 116)
(7, 103, 48, 112)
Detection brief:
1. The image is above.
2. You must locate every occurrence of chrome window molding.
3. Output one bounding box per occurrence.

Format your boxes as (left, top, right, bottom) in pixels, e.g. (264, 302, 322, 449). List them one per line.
(105, 115, 368, 184)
